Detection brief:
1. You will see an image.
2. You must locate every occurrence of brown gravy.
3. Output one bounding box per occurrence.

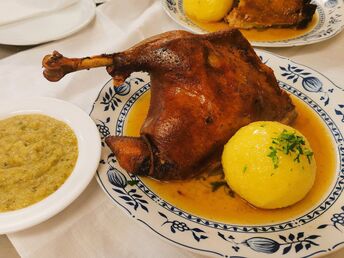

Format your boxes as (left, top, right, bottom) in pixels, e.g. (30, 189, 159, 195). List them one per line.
(125, 92, 336, 224)
(188, 13, 318, 42)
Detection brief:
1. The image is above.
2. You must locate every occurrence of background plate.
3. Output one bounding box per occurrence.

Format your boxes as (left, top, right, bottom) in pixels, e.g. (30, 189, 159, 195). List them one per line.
(0, 0, 95, 46)
(90, 50, 344, 257)
(161, 0, 344, 47)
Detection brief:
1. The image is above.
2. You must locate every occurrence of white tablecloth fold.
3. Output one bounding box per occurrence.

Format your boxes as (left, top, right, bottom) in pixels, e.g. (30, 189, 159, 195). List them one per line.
(0, 0, 79, 26)
(1, 0, 343, 257)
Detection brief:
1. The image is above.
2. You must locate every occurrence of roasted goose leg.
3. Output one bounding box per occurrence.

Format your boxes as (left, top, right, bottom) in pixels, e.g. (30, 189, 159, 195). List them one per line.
(226, 0, 317, 29)
(43, 29, 296, 180)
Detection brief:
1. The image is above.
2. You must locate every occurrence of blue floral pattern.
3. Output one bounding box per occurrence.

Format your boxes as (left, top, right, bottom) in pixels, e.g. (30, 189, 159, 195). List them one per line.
(218, 232, 320, 255)
(166, 0, 176, 12)
(279, 64, 334, 105)
(96, 117, 110, 147)
(318, 206, 344, 231)
(90, 51, 344, 257)
(100, 77, 142, 111)
(335, 104, 344, 122)
(106, 155, 148, 213)
(159, 212, 208, 242)
(325, 0, 338, 8)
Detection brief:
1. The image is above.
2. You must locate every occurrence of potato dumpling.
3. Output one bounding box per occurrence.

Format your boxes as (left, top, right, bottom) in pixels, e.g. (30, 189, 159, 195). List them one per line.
(222, 121, 316, 209)
(184, 0, 234, 22)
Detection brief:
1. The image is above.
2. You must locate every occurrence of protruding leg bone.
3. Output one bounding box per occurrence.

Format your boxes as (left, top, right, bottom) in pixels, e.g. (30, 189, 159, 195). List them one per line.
(42, 51, 114, 82)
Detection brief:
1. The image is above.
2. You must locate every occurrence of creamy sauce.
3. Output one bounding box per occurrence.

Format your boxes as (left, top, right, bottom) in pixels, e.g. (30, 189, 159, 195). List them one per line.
(124, 92, 336, 224)
(189, 13, 318, 42)
(0, 114, 78, 212)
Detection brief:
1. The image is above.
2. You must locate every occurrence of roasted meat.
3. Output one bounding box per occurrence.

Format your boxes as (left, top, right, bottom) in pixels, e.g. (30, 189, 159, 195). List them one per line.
(42, 29, 296, 180)
(226, 0, 317, 29)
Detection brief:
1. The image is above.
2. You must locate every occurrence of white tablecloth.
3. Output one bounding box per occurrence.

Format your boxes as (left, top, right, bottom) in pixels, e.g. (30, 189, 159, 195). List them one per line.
(0, 0, 78, 26)
(1, 0, 343, 257)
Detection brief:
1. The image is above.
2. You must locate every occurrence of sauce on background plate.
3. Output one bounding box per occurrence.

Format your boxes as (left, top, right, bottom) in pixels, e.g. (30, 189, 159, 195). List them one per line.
(125, 92, 336, 224)
(189, 13, 318, 42)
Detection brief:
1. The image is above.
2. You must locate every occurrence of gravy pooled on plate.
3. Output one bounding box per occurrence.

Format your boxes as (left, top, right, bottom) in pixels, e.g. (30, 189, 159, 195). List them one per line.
(0, 114, 78, 212)
(188, 12, 318, 42)
(125, 92, 335, 224)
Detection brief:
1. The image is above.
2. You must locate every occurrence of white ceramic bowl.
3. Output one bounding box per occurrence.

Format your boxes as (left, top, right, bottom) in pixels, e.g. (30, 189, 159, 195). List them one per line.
(0, 97, 101, 234)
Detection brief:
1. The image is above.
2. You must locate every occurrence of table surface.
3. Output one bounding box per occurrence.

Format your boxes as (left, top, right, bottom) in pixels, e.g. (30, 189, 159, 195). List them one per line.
(0, 46, 21, 258)
(1, 40, 344, 258)
(0, 3, 103, 254)
(0, 5, 343, 257)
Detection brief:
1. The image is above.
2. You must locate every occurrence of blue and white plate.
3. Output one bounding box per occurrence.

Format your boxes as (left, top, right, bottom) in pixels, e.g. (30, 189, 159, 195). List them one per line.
(162, 0, 344, 47)
(90, 50, 344, 257)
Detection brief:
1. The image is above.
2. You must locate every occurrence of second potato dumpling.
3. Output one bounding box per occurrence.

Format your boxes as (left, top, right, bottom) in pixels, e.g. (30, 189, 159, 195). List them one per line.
(183, 0, 234, 22)
(222, 121, 316, 209)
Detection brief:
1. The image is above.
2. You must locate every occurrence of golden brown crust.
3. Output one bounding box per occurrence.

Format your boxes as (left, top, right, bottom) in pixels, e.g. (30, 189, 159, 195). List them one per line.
(42, 29, 297, 180)
(105, 136, 151, 175)
(106, 29, 296, 180)
(225, 0, 317, 29)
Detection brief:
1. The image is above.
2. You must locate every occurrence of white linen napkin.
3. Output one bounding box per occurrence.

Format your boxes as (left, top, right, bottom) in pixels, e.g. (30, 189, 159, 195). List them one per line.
(0, 0, 79, 26)
(0, 0, 343, 257)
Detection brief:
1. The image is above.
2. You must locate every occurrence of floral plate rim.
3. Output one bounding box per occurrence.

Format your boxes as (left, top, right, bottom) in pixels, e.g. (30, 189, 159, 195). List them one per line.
(90, 49, 344, 257)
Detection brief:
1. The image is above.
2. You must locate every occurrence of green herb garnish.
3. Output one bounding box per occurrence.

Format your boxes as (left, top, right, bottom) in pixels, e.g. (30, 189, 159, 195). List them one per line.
(267, 146, 279, 169)
(305, 149, 314, 163)
(243, 164, 248, 173)
(267, 129, 313, 169)
(127, 179, 139, 186)
(210, 180, 235, 197)
(210, 181, 228, 192)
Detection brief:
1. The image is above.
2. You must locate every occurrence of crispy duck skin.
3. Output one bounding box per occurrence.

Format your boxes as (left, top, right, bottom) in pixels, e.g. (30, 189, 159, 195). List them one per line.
(226, 0, 317, 29)
(42, 29, 297, 180)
